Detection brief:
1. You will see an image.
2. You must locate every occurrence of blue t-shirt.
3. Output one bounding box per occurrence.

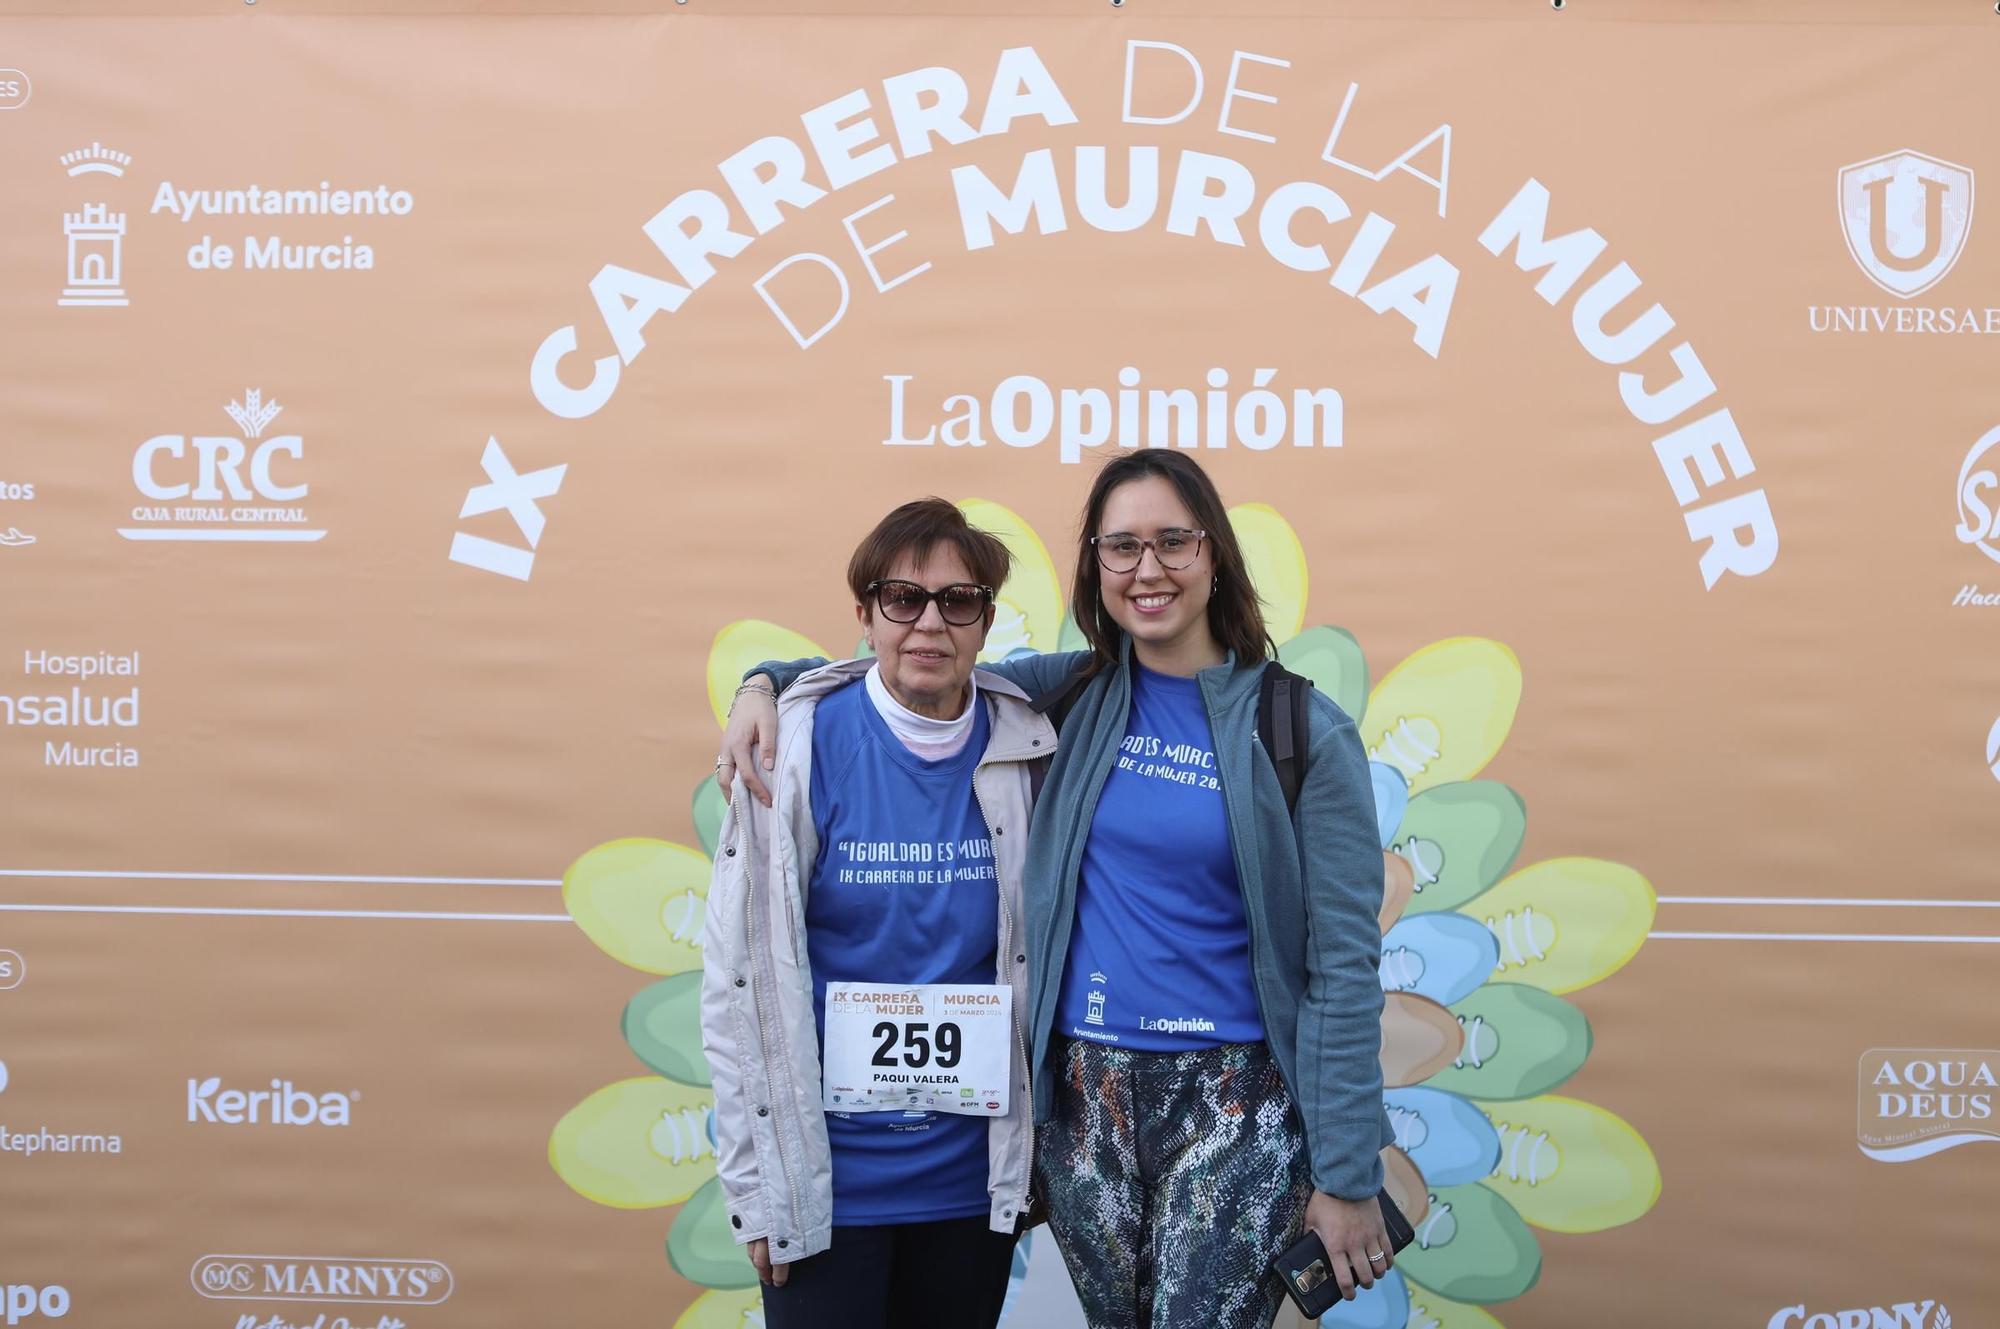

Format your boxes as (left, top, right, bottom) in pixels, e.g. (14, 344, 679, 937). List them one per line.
(806, 679, 997, 1225)
(1054, 663, 1265, 1050)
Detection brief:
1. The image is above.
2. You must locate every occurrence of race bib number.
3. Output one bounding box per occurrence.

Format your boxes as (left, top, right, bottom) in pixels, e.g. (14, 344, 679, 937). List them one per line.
(822, 982, 1013, 1116)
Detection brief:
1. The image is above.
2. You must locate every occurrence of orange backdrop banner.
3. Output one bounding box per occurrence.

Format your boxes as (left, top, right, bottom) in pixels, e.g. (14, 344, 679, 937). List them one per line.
(3, 4, 1997, 1327)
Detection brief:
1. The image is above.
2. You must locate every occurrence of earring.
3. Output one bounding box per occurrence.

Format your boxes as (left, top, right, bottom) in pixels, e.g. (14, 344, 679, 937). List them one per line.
(1211, 575, 1219, 594)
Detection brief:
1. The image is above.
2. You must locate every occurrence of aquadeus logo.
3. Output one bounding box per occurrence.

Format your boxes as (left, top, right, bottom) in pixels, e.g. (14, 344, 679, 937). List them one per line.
(1857, 1048, 1999, 1162)
(191, 1256, 452, 1305)
(1768, 1299, 1949, 1329)
(1839, 150, 1975, 300)
(186, 1076, 356, 1127)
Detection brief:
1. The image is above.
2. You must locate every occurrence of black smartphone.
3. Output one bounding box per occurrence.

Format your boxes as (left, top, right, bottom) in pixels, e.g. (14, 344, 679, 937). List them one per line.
(1269, 1189, 1417, 1319)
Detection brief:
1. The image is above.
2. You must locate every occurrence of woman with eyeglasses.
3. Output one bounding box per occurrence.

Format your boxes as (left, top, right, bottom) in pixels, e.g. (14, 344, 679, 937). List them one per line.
(701, 498, 1053, 1329)
(720, 453, 1394, 1329)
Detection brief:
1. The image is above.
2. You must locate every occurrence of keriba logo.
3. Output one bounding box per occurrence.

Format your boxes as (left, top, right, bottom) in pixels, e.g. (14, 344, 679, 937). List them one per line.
(186, 1077, 356, 1127)
(1838, 149, 1975, 300)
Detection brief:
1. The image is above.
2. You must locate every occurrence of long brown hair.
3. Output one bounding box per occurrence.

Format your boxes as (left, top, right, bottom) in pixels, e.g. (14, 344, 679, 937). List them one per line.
(1068, 451, 1274, 673)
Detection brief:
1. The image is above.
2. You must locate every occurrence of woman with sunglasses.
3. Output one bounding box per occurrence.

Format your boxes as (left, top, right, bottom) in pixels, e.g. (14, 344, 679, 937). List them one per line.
(721, 453, 1395, 1329)
(702, 497, 1054, 1329)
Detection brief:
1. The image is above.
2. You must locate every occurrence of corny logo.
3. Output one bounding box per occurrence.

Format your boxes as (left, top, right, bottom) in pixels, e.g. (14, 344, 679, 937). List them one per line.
(1768, 1299, 1949, 1329)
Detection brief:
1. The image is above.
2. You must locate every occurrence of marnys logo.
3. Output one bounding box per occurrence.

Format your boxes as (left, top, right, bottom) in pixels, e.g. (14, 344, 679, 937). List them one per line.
(187, 1077, 356, 1127)
(122, 391, 324, 544)
(191, 1256, 452, 1306)
(1857, 1048, 1999, 1162)
(1768, 1299, 1949, 1329)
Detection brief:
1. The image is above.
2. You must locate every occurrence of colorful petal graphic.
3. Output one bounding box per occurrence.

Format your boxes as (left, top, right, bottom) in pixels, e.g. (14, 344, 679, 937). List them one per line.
(1429, 985, 1590, 1102)
(669, 1177, 760, 1288)
(674, 1287, 765, 1329)
(1382, 991, 1466, 1088)
(1278, 623, 1369, 721)
(1382, 1144, 1431, 1225)
(1405, 1285, 1511, 1329)
(565, 838, 711, 976)
(692, 777, 727, 858)
(1381, 850, 1417, 931)
(960, 498, 1064, 659)
(1316, 1267, 1412, 1329)
(1382, 914, 1502, 1007)
(1363, 640, 1523, 795)
(1386, 1087, 1502, 1188)
(1474, 1095, 1661, 1234)
(624, 973, 710, 1086)
(1473, 858, 1656, 995)
(1370, 762, 1411, 850)
(707, 620, 826, 728)
(1229, 502, 1308, 642)
(1395, 783, 1528, 917)
(1396, 1182, 1541, 1304)
(550, 1076, 717, 1209)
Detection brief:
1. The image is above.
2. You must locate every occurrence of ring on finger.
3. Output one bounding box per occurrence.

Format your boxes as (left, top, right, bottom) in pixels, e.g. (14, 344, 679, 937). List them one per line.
(1366, 1251, 1386, 1263)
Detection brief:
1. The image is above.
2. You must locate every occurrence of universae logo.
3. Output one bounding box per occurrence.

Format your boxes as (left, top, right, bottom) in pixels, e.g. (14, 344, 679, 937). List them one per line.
(1838, 149, 1974, 300)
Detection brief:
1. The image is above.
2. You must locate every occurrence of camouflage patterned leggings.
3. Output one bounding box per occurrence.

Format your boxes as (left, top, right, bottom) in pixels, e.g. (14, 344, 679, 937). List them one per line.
(1038, 1037, 1314, 1329)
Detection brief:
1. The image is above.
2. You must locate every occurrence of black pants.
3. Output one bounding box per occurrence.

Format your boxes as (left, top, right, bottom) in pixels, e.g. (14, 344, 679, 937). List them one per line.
(759, 1215, 1018, 1329)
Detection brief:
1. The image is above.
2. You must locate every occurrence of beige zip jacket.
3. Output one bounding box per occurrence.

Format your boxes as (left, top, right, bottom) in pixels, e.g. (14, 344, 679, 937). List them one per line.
(700, 658, 1056, 1264)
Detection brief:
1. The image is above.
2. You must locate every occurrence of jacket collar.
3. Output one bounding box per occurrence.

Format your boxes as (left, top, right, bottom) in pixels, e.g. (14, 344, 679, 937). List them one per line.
(781, 656, 1052, 763)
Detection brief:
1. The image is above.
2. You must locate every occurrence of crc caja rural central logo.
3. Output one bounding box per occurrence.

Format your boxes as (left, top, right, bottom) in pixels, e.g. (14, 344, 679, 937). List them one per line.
(122, 390, 324, 543)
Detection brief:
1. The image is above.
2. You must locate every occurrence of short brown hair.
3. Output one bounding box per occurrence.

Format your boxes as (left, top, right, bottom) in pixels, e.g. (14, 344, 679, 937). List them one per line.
(847, 498, 1013, 613)
(1069, 451, 1273, 671)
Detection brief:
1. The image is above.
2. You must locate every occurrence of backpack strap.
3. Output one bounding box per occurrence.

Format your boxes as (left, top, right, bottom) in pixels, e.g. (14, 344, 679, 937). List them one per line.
(1029, 660, 1092, 731)
(1027, 661, 1093, 801)
(1258, 662, 1314, 816)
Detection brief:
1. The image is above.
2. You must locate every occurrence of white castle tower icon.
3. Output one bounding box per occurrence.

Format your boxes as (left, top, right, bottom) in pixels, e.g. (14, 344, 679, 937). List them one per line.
(59, 203, 128, 308)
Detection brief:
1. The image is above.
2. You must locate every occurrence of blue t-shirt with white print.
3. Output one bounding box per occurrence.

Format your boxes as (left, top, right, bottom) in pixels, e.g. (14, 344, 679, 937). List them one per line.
(806, 678, 997, 1225)
(1055, 662, 1266, 1051)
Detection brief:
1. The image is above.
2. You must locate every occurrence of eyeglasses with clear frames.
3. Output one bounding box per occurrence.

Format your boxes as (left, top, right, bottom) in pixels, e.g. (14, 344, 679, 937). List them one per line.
(865, 579, 996, 626)
(1089, 528, 1207, 574)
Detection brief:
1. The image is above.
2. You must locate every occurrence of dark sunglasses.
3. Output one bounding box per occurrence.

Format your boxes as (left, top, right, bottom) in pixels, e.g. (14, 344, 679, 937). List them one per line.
(866, 579, 995, 626)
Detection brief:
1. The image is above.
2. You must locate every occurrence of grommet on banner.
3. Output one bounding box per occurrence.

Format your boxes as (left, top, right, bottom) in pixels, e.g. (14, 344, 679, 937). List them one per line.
(1551, 0, 1565, 9)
